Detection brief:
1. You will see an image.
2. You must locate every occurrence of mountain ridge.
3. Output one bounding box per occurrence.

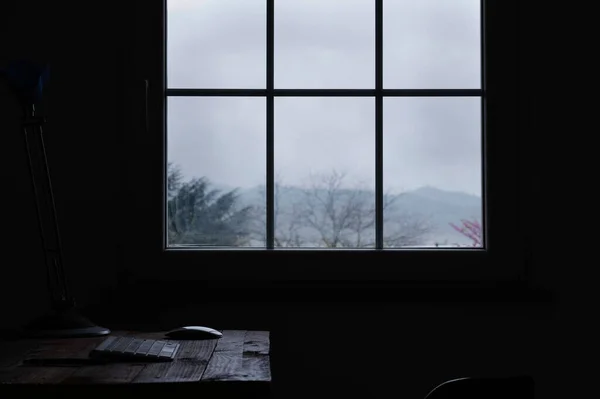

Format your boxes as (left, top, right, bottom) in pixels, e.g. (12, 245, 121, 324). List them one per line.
(233, 184, 482, 246)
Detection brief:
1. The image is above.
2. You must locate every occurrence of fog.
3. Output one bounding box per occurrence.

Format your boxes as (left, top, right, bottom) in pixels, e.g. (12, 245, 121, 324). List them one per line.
(166, 0, 481, 196)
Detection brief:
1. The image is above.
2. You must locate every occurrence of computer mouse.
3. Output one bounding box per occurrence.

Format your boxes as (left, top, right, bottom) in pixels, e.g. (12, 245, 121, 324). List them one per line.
(164, 326, 223, 340)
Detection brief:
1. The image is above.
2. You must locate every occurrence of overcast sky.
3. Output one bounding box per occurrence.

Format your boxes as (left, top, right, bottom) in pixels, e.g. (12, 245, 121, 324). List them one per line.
(166, 0, 481, 196)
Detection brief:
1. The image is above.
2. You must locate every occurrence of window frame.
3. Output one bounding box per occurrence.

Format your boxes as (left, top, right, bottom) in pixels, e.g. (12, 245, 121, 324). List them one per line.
(122, 0, 528, 287)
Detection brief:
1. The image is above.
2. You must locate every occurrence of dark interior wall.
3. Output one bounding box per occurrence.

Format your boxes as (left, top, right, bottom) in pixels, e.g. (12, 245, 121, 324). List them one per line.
(1, 1, 567, 398)
(0, 0, 124, 314)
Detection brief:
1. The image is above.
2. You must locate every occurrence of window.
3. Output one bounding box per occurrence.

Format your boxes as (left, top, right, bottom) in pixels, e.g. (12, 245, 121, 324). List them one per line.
(166, 0, 482, 249)
(128, 0, 525, 284)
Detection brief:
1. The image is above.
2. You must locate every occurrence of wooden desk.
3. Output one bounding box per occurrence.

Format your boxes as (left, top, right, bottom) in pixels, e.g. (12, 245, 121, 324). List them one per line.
(0, 330, 270, 398)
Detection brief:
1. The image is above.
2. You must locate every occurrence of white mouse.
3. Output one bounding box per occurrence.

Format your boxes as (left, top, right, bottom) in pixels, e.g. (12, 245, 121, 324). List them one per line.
(165, 326, 223, 340)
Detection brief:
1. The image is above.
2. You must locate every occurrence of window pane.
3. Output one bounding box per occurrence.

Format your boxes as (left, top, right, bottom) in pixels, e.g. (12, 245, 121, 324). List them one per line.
(167, 0, 266, 88)
(383, 0, 481, 89)
(274, 98, 375, 248)
(167, 97, 265, 247)
(275, 0, 375, 89)
(383, 97, 482, 248)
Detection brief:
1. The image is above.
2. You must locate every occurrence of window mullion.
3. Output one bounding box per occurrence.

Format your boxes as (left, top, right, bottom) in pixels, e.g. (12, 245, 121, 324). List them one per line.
(375, 0, 383, 249)
(266, 0, 275, 249)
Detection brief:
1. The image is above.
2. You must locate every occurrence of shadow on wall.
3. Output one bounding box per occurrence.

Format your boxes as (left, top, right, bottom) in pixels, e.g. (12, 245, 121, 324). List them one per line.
(0, 0, 126, 330)
(0, 0, 66, 332)
(0, 73, 50, 330)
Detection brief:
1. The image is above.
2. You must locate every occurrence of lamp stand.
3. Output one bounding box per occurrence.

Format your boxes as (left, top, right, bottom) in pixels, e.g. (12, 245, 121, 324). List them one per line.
(20, 104, 110, 338)
(22, 300, 110, 338)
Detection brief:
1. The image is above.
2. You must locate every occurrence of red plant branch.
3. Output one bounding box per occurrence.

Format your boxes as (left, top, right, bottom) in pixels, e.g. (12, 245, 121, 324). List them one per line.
(449, 219, 482, 246)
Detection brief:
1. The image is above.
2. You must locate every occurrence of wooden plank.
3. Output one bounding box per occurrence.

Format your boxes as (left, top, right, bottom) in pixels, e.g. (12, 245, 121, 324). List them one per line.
(61, 363, 145, 385)
(0, 365, 79, 385)
(175, 339, 217, 360)
(243, 331, 270, 356)
(0, 337, 101, 384)
(0, 340, 38, 368)
(25, 337, 104, 360)
(132, 339, 217, 383)
(201, 330, 245, 381)
(202, 330, 271, 382)
(1, 330, 271, 389)
(60, 331, 143, 385)
(132, 359, 205, 384)
(241, 331, 271, 383)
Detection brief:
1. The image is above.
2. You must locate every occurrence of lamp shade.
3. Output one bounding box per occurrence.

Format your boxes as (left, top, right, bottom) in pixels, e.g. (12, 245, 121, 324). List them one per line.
(1, 60, 49, 106)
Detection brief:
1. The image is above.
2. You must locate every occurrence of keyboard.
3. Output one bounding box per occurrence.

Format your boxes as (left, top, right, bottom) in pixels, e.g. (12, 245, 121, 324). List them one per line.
(90, 336, 180, 362)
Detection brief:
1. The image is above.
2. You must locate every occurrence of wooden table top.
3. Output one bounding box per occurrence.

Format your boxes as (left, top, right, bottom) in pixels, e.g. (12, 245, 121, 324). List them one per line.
(0, 330, 270, 389)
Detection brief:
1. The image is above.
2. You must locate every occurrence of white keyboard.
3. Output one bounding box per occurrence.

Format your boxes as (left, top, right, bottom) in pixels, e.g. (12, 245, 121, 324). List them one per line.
(90, 336, 180, 362)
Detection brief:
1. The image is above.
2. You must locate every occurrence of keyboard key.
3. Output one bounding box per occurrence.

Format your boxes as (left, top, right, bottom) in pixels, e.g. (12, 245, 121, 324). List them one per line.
(124, 339, 144, 354)
(105, 336, 125, 352)
(91, 337, 180, 362)
(147, 341, 166, 357)
(94, 336, 117, 352)
(112, 337, 134, 353)
(135, 340, 154, 356)
(159, 343, 179, 359)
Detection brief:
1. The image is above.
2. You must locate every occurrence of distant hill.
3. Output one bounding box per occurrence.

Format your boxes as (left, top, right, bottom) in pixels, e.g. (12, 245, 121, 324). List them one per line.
(393, 186, 481, 245)
(235, 184, 482, 246)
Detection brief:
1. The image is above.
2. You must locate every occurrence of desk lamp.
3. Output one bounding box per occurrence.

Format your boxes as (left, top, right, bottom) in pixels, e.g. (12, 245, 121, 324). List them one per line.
(1, 60, 110, 338)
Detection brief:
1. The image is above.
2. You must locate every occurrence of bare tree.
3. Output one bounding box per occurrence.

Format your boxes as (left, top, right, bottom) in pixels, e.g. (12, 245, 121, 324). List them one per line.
(298, 170, 367, 247)
(297, 170, 432, 248)
(249, 170, 432, 248)
(381, 200, 432, 248)
(250, 175, 304, 247)
(273, 184, 304, 247)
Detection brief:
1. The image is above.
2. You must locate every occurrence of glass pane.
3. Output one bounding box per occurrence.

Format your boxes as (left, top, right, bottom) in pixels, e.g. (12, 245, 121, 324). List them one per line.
(383, 97, 482, 247)
(274, 97, 375, 248)
(275, 0, 375, 89)
(167, 0, 266, 88)
(383, 0, 481, 89)
(167, 97, 265, 247)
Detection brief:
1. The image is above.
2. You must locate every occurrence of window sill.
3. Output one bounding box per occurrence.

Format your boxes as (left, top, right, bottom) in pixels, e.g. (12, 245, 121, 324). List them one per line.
(112, 273, 553, 307)
(124, 247, 527, 283)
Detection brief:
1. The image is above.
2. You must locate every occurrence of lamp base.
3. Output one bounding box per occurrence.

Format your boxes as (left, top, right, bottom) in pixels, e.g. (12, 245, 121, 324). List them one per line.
(21, 306, 111, 338)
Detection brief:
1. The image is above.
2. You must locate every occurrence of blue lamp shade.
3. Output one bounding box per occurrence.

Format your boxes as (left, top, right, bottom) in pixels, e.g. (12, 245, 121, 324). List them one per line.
(2, 60, 49, 106)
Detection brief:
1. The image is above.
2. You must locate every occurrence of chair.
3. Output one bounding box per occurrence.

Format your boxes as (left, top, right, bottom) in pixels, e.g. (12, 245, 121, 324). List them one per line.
(425, 375, 534, 399)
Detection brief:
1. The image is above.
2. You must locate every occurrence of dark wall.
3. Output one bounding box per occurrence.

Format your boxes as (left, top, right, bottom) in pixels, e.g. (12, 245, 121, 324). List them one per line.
(1, 2, 569, 399)
(1, 0, 124, 313)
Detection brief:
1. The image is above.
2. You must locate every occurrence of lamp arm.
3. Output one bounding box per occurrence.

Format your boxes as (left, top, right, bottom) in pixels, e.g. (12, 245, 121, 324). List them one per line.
(23, 104, 72, 307)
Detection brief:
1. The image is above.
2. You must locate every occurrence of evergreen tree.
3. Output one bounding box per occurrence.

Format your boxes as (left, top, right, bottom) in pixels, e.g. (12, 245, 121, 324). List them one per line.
(167, 164, 252, 246)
